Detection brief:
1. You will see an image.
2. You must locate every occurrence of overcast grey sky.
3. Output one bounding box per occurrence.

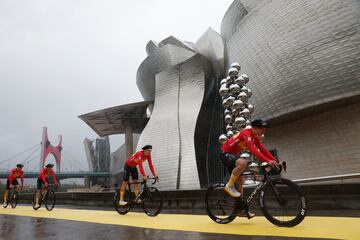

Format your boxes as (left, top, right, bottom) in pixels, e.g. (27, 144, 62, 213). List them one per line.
(0, 0, 233, 172)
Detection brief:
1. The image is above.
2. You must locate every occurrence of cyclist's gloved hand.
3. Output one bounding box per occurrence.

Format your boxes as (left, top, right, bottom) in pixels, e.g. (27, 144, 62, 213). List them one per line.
(155, 176, 159, 182)
(269, 160, 279, 169)
(143, 175, 149, 181)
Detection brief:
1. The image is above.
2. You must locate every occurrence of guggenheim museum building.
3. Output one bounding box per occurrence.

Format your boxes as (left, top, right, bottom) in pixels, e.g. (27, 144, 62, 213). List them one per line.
(80, 0, 360, 190)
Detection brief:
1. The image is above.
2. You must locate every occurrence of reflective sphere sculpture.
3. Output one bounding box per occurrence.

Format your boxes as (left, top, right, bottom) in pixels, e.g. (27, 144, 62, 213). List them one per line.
(234, 76, 245, 86)
(227, 130, 234, 138)
(219, 134, 228, 144)
(240, 74, 249, 83)
(232, 99, 244, 109)
(220, 78, 227, 86)
(242, 108, 251, 117)
(238, 92, 247, 101)
(247, 88, 252, 98)
(229, 84, 240, 95)
(234, 117, 246, 126)
(241, 86, 248, 94)
(248, 104, 254, 113)
(219, 85, 229, 97)
(225, 114, 232, 123)
(230, 62, 241, 71)
(222, 99, 231, 109)
(228, 67, 239, 79)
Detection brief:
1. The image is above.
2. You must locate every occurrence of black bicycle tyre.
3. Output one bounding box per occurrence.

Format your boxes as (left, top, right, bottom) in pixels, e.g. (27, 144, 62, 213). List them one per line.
(114, 190, 131, 215)
(141, 187, 163, 217)
(44, 190, 56, 211)
(259, 177, 306, 227)
(32, 192, 40, 210)
(10, 192, 18, 209)
(205, 183, 237, 224)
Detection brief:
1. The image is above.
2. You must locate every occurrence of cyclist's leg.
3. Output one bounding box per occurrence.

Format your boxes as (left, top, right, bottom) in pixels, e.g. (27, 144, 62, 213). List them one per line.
(3, 179, 10, 205)
(131, 167, 139, 197)
(119, 165, 131, 205)
(222, 153, 247, 197)
(35, 178, 43, 206)
(13, 179, 20, 192)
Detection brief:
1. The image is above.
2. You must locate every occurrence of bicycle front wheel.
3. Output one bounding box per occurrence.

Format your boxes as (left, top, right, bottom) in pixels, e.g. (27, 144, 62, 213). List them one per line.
(44, 190, 56, 211)
(114, 190, 131, 215)
(205, 183, 237, 224)
(260, 177, 306, 227)
(141, 187, 163, 217)
(10, 192, 18, 209)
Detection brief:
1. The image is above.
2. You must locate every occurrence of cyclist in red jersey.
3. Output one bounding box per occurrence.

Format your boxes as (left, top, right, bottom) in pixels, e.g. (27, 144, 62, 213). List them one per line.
(34, 163, 58, 208)
(118, 145, 158, 206)
(221, 119, 279, 218)
(3, 164, 24, 207)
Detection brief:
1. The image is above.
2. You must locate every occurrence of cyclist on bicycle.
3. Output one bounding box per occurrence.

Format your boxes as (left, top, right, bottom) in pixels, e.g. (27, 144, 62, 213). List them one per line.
(119, 145, 158, 206)
(34, 163, 58, 209)
(221, 119, 279, 218)
(3, 164, 24, 207)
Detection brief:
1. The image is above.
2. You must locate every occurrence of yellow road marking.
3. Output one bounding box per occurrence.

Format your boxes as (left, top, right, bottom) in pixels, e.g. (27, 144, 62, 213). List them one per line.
(1, 206, 359, 239)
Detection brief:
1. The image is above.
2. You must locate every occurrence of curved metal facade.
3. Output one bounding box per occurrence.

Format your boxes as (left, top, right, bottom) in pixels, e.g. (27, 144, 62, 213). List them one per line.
(221, 0, 360, 123)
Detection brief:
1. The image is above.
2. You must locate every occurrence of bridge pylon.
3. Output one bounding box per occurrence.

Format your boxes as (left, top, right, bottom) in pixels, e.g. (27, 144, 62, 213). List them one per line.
(40, 127, 62, 173)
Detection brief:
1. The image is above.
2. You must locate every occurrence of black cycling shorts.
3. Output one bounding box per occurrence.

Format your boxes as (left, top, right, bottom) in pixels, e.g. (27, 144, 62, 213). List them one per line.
(123, 164, 138, 181)
(37, 178, 46, 190)
(6, 179, 19, 190)
(220, 152, 240, 174)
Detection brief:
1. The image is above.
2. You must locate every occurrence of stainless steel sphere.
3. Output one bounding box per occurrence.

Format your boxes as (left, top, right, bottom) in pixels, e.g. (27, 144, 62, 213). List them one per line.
(230, 62, 241, 71)
(227, 130, 234, 138)
(219, 85, 229, 97)
(247, 104, 254, 113)
(234, 117, 246, 126)
(247, 88, 252, 98)
(219, 134, 228, 144)
(240, 74, 249, 83)
(242, 108, 251, 117)
(225, 114, 232, 123)
(241, 86, 248, 94)
(238, 92, 247, 101)
(227, 96, 235, 105)
(224, 109, 231, 115)
(232, 108, 240, 116)
(246, 120, 251, 126)
(229, 84, 240, 95)
(220, 78, 227, 86)
(226, 124, 233, 132)
(232, 99, 244, 109)
(226, 76, 233, 85)
(222, 99, 231, 109)
(228, 67, 239, 79)
(234, 76, 245, 86)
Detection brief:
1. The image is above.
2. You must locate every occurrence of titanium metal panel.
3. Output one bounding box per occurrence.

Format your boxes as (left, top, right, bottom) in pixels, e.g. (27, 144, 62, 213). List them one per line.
(221, 0, 360, 123)
(136, 68, 181, 190)
(195, 27, 225, 78)
(136, 44, 196, 102)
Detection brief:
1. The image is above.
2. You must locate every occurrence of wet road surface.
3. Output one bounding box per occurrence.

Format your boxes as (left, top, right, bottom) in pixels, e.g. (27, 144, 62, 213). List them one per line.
(0, 205, 359, 240)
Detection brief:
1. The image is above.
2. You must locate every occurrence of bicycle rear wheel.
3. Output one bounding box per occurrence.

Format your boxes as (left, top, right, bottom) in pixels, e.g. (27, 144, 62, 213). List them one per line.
(205, 183, 237, 224)
(10, 192, 18, 209)
(260, 177, 306, 227)
(32, 192, 40, 210)
(44, 190, 56, 211)
(114, 190, 131, 215)
(141, 187, 163, 217)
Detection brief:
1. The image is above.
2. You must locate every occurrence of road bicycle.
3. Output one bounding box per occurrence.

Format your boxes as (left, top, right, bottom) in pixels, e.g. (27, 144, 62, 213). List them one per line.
(205, 161, 307, 227)
(32, 184, 57, 211)
(114, 177, 163, 217)
(3, 185, 21, 209)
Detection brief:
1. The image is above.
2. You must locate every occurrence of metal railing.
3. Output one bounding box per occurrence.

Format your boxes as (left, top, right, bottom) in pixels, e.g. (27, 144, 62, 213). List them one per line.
(293, 173, 360, 184)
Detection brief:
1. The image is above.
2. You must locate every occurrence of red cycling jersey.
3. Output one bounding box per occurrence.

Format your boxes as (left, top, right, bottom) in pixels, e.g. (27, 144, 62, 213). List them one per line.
(125, 151, 156, 177)
(39, 168, 57, 185)
(221, 127, 276, 163)
(8, 168, 24, 186)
